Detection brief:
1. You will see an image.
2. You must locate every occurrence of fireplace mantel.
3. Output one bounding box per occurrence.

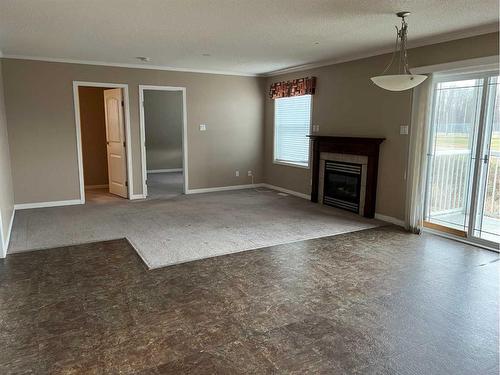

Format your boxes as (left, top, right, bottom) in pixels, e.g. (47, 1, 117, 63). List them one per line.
(308, 135, 385, 218)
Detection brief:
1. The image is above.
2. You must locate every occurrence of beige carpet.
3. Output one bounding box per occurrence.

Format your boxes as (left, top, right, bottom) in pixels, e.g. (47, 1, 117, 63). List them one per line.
(9, 187, 384, 269)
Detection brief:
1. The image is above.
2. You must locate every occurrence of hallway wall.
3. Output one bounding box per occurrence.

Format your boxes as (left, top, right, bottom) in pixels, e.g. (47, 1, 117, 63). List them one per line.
(1, 60, 264, 204)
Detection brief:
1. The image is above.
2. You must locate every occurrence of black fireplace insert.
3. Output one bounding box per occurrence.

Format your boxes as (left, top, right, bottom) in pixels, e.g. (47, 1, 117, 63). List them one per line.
(323, 160, 362, 213)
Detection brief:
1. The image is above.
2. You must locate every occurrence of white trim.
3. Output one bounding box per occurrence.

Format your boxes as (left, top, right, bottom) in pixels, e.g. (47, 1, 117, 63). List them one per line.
(423, 227, 499, 253)
(130, 194, 146, 200)
(14, 199, 83, 210)
(147, 168, 183, 174)
(3, 55, 257, 77)
(412, 56, 499, 75)
(139, 85, 188, 198)
(73, 81, 133, 203)
(85, 184, 109, 189)
(0, 207, 13, 258)
(186, 183, 263, 195)
(0, 210, 4, 258)
(4, 209, 15, 255)
(272, 160, 310, 169)
(261, 184, 311, 200)
(264, 26, 499, 77)
(374, 213, 405, 227)
(185, 182, 312, 199)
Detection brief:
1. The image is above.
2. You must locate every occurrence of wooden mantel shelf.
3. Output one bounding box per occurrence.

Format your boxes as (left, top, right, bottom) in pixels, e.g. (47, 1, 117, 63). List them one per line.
(308, 135, 385, 145)
(308, 135, 385, 218)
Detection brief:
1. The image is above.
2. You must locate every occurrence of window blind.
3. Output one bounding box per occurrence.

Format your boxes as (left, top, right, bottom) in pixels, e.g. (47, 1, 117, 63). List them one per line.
(274, 95, 312, 166)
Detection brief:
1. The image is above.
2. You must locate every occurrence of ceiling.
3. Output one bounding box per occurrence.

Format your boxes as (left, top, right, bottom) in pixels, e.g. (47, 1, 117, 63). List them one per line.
(0, 0, 498, 76)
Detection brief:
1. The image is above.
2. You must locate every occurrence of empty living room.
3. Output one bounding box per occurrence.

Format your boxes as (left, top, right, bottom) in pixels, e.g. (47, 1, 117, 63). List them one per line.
(0, 1, 499, 373)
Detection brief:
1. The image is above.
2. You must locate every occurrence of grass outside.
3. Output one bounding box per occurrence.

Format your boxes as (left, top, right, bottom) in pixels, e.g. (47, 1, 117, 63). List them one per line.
(435, 132, 500, 152)
(436, 132, 500, 152)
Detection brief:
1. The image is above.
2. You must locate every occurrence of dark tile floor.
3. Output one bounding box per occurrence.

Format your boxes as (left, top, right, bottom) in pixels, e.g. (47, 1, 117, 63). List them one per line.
(0, 226, 498, 374)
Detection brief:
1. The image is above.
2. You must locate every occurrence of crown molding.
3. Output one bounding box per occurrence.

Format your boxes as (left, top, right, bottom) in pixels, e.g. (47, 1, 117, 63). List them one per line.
(1, 54, 259, 77)
(1, 24, 497, 78)
(263, 25, 499, 77)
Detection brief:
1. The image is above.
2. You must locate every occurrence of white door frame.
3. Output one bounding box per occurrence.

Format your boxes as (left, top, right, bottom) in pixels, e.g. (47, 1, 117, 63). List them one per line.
(72, 81, 133, 203)
(138, 85, 188, 197)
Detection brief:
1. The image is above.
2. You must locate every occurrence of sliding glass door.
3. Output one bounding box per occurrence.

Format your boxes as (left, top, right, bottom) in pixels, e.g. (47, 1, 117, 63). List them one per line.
(424, 71, 500, 248)
(471, 76, 500, 242)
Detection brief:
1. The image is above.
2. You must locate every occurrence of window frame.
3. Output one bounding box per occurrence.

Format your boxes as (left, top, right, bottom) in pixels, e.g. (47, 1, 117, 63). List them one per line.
(272, 94, 313, 169)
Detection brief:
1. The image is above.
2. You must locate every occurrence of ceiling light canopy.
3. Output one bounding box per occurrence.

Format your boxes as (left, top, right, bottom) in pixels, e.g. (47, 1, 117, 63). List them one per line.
(370, 12, 427, 92)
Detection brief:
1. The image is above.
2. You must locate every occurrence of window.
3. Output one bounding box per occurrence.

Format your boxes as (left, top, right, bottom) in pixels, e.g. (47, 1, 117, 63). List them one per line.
(274, 95, 312, 167)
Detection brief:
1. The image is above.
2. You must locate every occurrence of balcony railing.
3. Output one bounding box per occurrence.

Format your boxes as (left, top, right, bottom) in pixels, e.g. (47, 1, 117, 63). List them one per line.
(429, 150, 500, 219)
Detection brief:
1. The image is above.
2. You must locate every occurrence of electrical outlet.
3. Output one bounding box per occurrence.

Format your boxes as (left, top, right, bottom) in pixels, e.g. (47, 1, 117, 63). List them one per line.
(400, 125, 409, 135)
(235, 170, 239, 177)
(247, 170, 253, 176)
(199, 124, 207, 131)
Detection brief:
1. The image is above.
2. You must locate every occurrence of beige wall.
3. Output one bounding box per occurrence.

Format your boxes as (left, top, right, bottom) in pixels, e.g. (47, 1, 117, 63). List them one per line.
(2, 60, 265, 203)
(0, 59, 15, 255)
(1, 32, 497, 218)
(144, 90, 183, 171)
(264, 32, 499, 221)
(78, 86, 109, 186)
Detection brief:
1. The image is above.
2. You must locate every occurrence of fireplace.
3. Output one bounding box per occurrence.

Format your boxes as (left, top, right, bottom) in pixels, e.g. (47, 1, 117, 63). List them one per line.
(309, 136, 385, 218)
(323, 161, 362, 213)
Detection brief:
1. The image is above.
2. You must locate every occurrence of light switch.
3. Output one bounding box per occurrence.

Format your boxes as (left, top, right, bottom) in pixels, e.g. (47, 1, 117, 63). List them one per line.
(199, 124, 207, 131)
(400, 125, 409, 135)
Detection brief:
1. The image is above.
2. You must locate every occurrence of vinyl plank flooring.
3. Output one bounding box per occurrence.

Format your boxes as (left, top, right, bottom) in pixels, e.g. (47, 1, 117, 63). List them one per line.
(0, 226, 498, 374)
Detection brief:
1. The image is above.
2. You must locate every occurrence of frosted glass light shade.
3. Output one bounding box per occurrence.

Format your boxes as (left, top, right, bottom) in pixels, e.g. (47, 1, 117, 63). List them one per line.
(370, 74, 427, 91)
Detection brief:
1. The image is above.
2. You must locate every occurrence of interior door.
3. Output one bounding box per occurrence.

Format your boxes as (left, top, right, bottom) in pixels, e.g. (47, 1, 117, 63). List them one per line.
(104, 88, 128, 198)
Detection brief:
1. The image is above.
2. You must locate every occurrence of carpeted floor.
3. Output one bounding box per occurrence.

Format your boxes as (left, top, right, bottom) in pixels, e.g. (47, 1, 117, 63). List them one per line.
(9, 187, 383, 269)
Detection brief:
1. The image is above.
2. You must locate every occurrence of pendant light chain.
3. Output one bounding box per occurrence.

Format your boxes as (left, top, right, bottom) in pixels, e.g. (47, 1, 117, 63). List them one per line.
(381, 15, 410, 75)
(399, 16, 410, 74)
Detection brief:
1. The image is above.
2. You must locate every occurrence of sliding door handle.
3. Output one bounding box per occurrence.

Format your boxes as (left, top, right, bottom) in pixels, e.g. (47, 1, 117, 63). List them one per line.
(480, 154, 489, 164)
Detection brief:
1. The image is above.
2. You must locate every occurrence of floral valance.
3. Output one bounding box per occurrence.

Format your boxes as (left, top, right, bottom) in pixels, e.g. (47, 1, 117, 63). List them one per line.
(269, 76, 316, 99)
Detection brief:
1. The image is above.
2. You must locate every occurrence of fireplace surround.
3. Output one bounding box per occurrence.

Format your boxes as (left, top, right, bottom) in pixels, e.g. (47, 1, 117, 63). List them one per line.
(309, 136, 385, 218)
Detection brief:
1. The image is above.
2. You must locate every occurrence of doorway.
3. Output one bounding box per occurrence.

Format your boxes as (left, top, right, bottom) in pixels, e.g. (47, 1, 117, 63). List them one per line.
(424, 71, 500, 248)
(73, 82, 133, 203)
(139, 86, 188, 199)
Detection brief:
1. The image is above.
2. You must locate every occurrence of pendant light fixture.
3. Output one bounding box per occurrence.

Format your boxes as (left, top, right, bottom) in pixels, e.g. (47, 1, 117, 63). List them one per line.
(370, 12, 427, 91)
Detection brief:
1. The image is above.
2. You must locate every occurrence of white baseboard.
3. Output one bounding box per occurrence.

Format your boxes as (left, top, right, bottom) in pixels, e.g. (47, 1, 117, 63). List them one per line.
(186, 183, 263, 194)
(147, 169, 183, 174)
(14, 199, 83, 210)
(261, 184, 311, 200)
(374, 213, 405, 227)
(130, 194, 146, 200)
(85, 184, 109, 189)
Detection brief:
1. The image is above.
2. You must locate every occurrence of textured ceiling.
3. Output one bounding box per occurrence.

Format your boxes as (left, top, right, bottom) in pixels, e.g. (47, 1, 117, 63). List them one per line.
(0, 0, 498, 75)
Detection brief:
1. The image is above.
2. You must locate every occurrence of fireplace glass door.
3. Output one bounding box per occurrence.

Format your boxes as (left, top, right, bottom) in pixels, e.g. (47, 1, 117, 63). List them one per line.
(323, 161, 362, 213)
